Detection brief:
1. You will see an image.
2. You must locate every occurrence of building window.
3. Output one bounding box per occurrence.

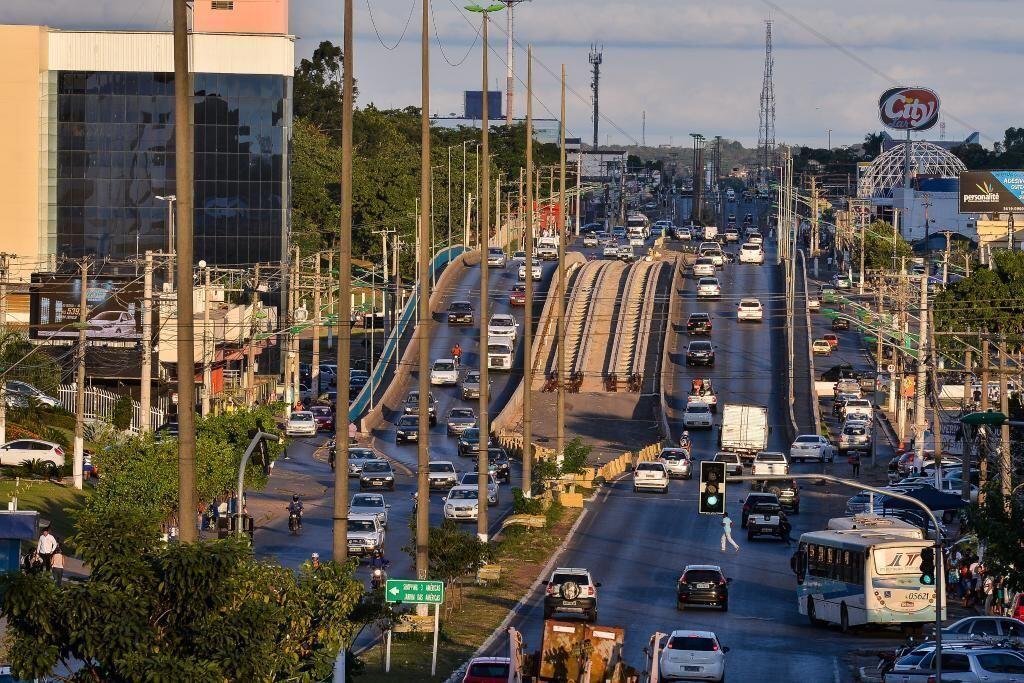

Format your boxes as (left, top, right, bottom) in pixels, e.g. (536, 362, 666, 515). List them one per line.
(212, 1, 234, 9)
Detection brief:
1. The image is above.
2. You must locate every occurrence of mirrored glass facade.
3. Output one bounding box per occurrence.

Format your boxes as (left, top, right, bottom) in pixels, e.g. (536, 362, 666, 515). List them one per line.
(54, 71, 290, 267)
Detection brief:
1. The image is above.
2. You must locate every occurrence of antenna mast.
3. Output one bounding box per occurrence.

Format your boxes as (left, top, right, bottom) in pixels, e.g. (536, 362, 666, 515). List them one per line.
(757, 20, 776, 184)
(589, 44, 603, 147)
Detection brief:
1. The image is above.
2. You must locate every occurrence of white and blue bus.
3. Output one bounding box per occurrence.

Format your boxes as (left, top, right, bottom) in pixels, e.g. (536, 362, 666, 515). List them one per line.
(792, 529, 944, 632)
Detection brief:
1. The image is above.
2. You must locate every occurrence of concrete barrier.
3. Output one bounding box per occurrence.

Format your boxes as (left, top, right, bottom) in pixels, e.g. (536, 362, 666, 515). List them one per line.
(659, 254, 681, 441)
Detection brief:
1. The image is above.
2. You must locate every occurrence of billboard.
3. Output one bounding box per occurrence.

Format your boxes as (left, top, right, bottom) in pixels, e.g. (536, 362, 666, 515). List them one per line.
(463, 90, 503, 121)
(30, 273, 143, 340)
(879, 87, 940, 131)
(958, 171, 1024, 213)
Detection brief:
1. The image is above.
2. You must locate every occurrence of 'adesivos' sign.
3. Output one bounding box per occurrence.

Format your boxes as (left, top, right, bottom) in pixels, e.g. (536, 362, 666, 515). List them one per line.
(878, 87, 940, 131)
(958, 171, 1024, 213)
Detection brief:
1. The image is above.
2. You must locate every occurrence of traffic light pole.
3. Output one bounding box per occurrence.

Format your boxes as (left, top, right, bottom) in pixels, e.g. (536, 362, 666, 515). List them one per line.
(726, 473, 945, 680)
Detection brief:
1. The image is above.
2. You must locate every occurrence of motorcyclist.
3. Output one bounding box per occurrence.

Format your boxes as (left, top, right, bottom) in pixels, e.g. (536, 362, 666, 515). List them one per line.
(679, 430, 691, 450)
(287, 495, 304, 531)
(370, 549, 391, 572)
(370, 549, 391, 589)
(451, 343, 463, 367)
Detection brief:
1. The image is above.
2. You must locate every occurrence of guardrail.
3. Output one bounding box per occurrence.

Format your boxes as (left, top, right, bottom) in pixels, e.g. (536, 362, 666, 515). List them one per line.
(347, 245, 465, 423)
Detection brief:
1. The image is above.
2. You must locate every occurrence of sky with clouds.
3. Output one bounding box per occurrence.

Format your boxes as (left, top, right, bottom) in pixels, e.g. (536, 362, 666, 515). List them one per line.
(4, 0, 1021, 148)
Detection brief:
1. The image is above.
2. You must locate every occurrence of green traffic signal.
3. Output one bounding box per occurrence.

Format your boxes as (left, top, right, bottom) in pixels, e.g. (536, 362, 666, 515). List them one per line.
(919, 547, 935, 587)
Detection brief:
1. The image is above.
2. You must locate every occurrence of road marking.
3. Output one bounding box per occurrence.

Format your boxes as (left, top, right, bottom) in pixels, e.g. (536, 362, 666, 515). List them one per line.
(833, 655, 841, 683)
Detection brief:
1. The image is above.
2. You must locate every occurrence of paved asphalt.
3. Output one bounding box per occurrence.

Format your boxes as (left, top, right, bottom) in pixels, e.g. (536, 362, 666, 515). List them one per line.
(492, 196, 895, 681)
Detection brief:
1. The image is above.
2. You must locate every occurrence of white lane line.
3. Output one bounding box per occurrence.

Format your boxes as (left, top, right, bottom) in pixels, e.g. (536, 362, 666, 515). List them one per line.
(833, 655, 841, 683)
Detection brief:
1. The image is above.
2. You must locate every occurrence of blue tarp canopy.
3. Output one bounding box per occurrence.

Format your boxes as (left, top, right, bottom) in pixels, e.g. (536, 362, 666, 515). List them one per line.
(882, 486, 968, 512)
(0, 511, 39, 540)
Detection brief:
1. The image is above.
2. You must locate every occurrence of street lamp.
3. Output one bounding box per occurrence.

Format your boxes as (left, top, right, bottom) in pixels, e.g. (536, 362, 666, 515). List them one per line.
(156, 194, 177, 288)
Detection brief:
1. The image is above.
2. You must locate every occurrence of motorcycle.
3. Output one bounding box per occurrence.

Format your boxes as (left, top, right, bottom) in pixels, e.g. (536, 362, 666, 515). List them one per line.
(371, 566, 388, 590)
(876, 636, 916, 676)
(288, 510, 303, 536)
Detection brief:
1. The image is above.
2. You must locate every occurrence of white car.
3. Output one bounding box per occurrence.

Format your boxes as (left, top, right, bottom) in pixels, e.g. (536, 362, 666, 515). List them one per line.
(629, 234, 645, 248)
(633, 461, 670, 493)
(582, 233, 598, 247)
(692, 258, 716, 278)
(349, 492, 390, 528)
(486, 248, 507, 267)
(87, 310, 136, 336)
(429, 358, 459, 386)
(659, 448, 693, 479)
(724, 228, 740, 243)
(736, 298, 763, 322)
(518, 263, 542, 281)
(488, 313, 519, 342)
(683, 402, 714, 429)
(4, 380, 59, 408)
(739, 243, 764, 264)
(790, 434, 835, 462)
(427, 460, 460, 490)
(285, 410, 317, 437)
(659, 630, 727, 682)
(347, 513, 386, 557)
(0, 439, 65, 470)
(696, 277, 721, 299)
(747, 232, 763, 245)
(602, 245, 620, 259)
(487, 340, 514, 370)
(511, 250, 526, 264)
(443, 485, 480, 521)
(675, 227, 693, 241)
(460, 471, 499, 505)
(843, 398, 873, 422)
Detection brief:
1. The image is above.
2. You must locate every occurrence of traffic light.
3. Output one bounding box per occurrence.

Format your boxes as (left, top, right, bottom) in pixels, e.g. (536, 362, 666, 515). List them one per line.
(699, 461, 726, 515)
(919, 547, 936, 587)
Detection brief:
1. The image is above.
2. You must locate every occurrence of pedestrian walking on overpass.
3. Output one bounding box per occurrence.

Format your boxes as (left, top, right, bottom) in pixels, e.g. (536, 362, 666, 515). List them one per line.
(849, 452, 861, 478)
(721, 512, 740, 553)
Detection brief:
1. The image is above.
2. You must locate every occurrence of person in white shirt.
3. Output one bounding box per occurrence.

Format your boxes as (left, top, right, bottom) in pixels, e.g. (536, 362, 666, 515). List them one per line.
(36, 528, 59, 570)
(721, 513, 740, 553)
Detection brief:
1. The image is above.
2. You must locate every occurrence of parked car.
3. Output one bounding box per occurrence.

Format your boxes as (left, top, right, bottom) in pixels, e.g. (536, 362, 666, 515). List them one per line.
(0, 439, 65, 472)
(884, 644, 1024, 682)
(676, 565, 731, 611)
(543, 567, 600, 622)
(3, 381, 59, 408)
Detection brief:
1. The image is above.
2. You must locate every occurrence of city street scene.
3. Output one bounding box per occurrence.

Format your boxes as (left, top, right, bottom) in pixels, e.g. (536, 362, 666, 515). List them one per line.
(0, 0, 1023, 681)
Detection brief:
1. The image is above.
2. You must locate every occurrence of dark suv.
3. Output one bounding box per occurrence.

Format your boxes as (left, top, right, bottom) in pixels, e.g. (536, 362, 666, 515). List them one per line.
(741, 492, 780, 528)
(543, 567, 600, 622)
(752, 478, 800, 513)
(677, 564, 731, 611)
(447, 300, 474, 325)
(687, 312, 713, 335)
(686, 341, 715, 367)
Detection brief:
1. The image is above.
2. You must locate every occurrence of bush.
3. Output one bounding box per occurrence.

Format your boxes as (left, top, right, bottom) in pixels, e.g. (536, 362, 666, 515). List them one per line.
(512, 488, 544, 515)
(111, 395, 133, 431)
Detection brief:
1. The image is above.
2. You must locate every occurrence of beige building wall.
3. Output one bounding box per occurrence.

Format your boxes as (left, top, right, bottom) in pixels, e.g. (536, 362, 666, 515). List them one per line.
(194, 0, 288, 34)
(0, 25, 47, 282)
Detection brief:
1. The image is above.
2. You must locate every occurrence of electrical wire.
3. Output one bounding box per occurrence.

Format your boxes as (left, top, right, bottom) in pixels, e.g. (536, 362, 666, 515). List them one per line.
(430, 0, 480, 67)
(365, 0, 419, 51)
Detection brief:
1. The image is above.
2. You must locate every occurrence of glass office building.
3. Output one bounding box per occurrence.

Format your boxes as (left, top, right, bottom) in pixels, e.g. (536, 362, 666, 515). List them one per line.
(53, 70, 291, 267)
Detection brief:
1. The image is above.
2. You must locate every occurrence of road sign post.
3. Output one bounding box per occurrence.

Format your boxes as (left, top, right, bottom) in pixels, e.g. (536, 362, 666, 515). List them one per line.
(384, 579, 445, 675)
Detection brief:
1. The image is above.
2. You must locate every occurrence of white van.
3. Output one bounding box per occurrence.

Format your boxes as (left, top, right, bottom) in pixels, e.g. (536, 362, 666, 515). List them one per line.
(487, 340, 514, 370)
(703, 225, 718, 241)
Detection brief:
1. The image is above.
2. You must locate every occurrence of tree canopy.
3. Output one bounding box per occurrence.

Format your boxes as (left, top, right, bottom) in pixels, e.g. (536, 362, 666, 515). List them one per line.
(952, 127, 1024, 170)
(935, 250, 1024, 338)
(857, 221, 913, 271)
(1, 511, 363, 681)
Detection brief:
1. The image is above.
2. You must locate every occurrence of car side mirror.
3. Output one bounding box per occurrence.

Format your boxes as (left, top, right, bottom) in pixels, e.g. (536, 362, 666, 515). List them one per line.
(386, 504, 392, 509)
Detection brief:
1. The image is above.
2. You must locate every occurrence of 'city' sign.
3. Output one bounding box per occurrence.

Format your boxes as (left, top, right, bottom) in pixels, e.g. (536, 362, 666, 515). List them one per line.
(878, 87, 940, 131)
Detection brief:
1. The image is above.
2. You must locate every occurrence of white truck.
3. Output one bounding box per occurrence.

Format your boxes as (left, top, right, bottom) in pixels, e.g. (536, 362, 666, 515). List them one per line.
(719, 403, 769, 460)
(751, 451, 789, 477)
(703, 224, 718, 241)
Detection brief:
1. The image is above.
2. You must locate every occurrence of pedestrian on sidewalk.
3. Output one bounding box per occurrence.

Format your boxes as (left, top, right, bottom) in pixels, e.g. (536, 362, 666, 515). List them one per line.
(984, 572, 995, 615)
(51, 549, 64, 586)
(848, 452, 861, 478)
(36, 528, 58, 570)
(720, 513, 740, 553)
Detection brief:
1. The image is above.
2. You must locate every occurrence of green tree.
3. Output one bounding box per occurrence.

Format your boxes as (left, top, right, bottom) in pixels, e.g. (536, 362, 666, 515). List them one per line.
(404, 519, 492, 615)
(294, 41, 357, 143)
(291, 117, 342, 255)
(856, 221, 913, 271)
(0, 511, 364, 681)
(0, 326, 63, 396)
(969, 486, 1024, 592)
(935, 250, 1024, 337)
(111, 395, 133, 431)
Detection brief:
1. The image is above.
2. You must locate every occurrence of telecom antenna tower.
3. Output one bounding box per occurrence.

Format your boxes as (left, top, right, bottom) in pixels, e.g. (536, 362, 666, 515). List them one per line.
(589, 44, 603, 147)
(503, 0, 530, 124)
(757, 20, 776, 184)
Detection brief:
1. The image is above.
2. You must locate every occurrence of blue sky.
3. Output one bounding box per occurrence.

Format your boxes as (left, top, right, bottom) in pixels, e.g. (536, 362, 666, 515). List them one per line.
(4, 0, 1021, 148)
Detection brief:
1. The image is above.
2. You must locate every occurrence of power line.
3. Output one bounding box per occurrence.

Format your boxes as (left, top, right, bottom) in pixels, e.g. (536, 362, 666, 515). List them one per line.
(364, 0, 419, 51)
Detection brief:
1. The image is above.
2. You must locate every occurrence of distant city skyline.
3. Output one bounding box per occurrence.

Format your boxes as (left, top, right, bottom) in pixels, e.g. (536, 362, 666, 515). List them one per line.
(3, 0, 1020, 148)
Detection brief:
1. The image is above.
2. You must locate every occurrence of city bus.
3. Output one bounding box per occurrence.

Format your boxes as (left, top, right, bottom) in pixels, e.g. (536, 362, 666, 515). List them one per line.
(791, 529, 944, 632)
(626, 213, 650, 238)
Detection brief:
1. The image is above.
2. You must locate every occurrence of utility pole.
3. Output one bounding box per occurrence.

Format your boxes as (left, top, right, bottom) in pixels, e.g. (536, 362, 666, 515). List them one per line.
(245, 264, 260, 407)
(0, 254, 9, 445)
(913, 272, 928, 472)
(980, 337, 990, 500)
(961, 346, 973, 502)
(999, 338, 1011, 501)
(556, 64, 567, 465)
(73, 258, 89, 491)
(589, 45, 602, 147)
(929, 311, 942, 487)
(522, 44, 534, 498)
(416, 0, 433, 584)
(333, 0, 355, 563)
(140, 251, 154, 433)
(327, 252, 334, 349)
(810, 176, 819, 258)
(173, 0, 197, 542)
(201, 266, 211, 416)
(312, 254, 321, 400)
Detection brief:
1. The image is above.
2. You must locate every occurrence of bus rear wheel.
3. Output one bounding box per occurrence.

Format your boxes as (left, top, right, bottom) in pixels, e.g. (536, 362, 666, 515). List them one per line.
(840, 604, 850, 633)
(807, 598, 824, 627)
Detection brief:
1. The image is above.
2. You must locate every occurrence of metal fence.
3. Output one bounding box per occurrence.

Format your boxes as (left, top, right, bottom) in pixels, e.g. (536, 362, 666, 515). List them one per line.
(58, 384, 166, 434)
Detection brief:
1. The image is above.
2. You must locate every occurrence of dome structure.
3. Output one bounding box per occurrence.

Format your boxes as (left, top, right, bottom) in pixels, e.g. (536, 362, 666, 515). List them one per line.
(858, 140, 967, 199)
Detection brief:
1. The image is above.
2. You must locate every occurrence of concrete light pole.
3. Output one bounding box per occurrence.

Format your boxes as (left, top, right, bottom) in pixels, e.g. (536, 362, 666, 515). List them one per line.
(556, 64, 567, 466)
(522, 44, 534, 497)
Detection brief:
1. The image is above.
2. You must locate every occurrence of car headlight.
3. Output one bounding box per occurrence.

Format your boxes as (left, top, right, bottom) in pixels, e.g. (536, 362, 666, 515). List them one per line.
(445, 504, 454, 512)
(385, 475, 393, 481)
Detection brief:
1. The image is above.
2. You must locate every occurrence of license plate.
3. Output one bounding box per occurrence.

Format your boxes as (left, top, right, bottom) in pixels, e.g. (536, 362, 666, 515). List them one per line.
(696, 583, 712, 589)
(901, 601, 914, 608)
(561, 600, 577, 606)
(371, 480, 384, 485)
(761, 527, 774, 533)
(685, 666, 700, 672)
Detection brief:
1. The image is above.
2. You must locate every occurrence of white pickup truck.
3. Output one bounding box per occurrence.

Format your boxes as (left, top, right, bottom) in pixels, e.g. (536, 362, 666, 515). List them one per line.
(751, 451, 789, 477)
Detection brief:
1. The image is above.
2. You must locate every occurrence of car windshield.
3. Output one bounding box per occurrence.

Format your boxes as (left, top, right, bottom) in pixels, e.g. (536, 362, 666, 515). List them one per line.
(311, 406, 331, 416)
(795, 436, 819, 444)
(291, 413, 313, 422)
(429, 463, 455, 473)
(464, 373, 480, 384)
(699, 278, 718, 286)
(685, 405, 708, 414)
(551, 572, 590, 586)
(450, 302, 472, 312)
(715, 454, 739, 463)
(636, 463, 664, 472)
(684, 570, 722, 583)
(488, 344, 511, 353)
(491, 316, 513, 325)
(433, 361, 455, 371)
(363, 462, 391, 474)
(397, 417, 418, 427)
(350, 449, 374, 460)
(463, 429, 479, 441)
(489, 248, 504, 256)
(448, 489, 478, 500)
(690, 342, 712, 351)
(348, 520, 376, 532)
(661, 451, 686, 461)
(92, 311, 122, 321)
(758, 453, 785, 462)
(450, 409, 474, 419)
(351, 495, 383, 508)
(668, 636, 718, 651)
(468, 663, 510, 677)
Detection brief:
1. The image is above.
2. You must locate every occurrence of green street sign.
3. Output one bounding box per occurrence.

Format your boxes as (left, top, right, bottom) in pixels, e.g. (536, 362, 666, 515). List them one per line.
(864, 335, 878, 343)
(960, 411, 1007, 426)
(385, 579, 445, 605)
